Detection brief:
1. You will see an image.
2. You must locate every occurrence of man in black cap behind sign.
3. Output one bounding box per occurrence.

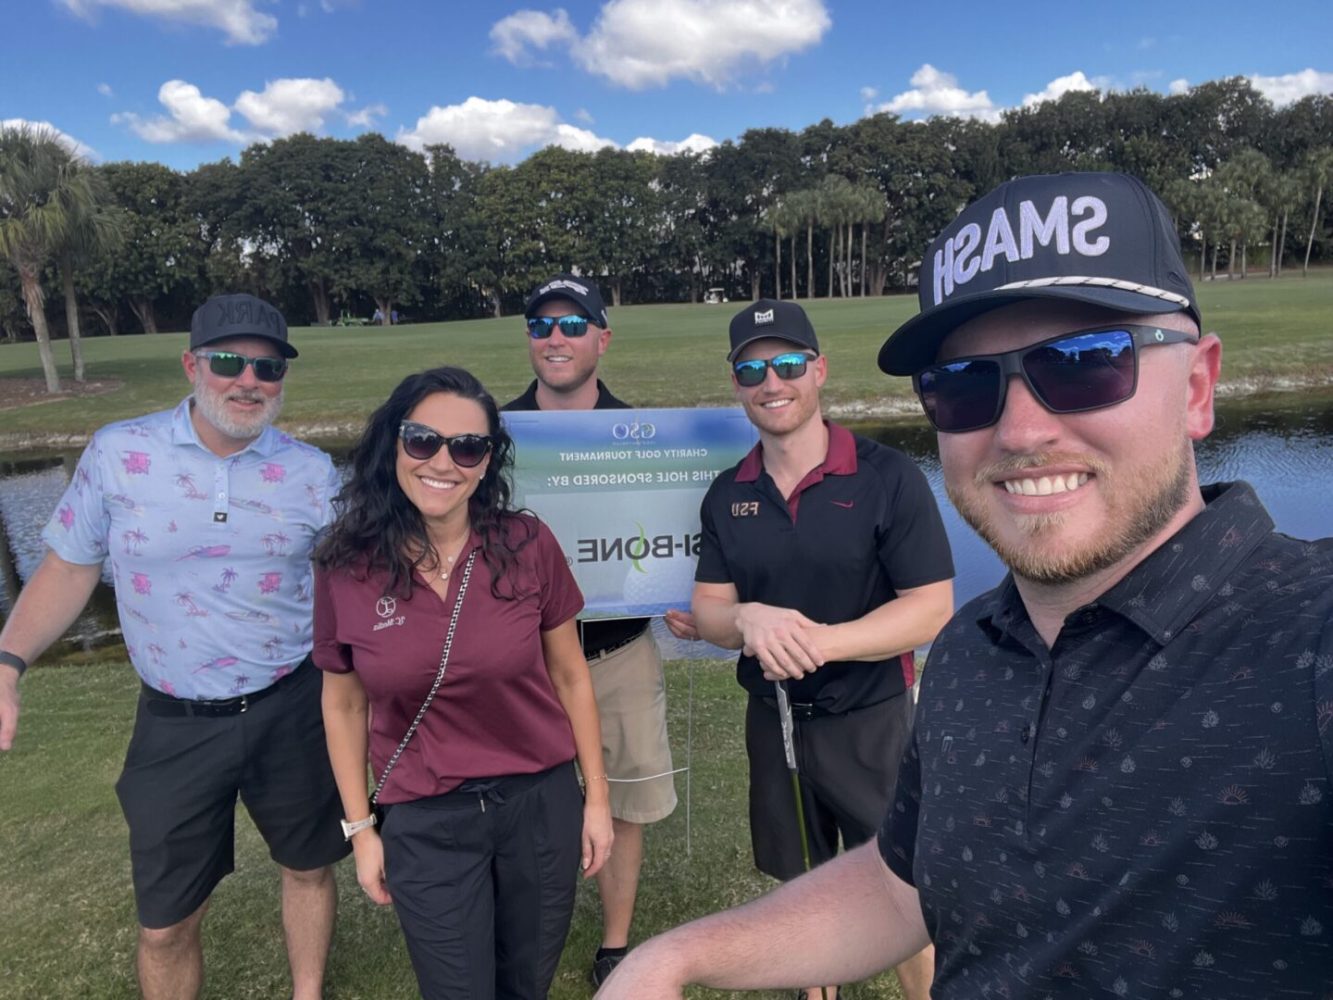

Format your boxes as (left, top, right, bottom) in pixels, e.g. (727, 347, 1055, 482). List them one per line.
(502, 274, 693, 987)
(689, 297, 954, 1000)
(596, 175, 1333, 999)
(0, 293, 348, 1000)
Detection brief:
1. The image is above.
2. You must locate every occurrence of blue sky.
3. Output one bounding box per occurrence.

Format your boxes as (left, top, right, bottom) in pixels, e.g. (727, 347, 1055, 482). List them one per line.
(3, 0, 1331, 170)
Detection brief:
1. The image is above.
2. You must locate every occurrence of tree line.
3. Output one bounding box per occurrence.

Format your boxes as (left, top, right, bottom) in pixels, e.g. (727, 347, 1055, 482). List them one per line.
(2, 76, 1331, 393)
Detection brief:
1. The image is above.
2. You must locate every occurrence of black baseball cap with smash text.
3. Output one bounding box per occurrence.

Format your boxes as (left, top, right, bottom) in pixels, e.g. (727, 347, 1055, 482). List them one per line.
(878, 172, 1201, 375)
(524, 274, 610, 328)
(190, 293, 297, 358)
(727, 299, 820, 361)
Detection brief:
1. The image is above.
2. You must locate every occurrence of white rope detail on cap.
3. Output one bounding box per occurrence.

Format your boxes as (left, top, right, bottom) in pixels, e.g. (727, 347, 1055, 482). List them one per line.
(996, 276, 1192, 308)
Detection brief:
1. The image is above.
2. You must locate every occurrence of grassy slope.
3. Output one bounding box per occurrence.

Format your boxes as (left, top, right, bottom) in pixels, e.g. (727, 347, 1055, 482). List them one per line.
(0, 656, 903, 999)
(2, 272, 1331, 448)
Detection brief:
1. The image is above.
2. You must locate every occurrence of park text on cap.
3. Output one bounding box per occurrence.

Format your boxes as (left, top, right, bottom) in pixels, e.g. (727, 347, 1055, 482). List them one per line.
(727, 298, 820, 361)
(524, 274, 610, 328)
(190, 293, 297, 359)
(878, 171, 1201, 376)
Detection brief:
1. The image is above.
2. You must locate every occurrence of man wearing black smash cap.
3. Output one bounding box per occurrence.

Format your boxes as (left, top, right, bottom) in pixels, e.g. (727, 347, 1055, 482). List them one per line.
(0, 292, 348, 1000)
(690, 298, 953, 1000)
(597, 175, 1333, 999)
(503, 274, 693, 987)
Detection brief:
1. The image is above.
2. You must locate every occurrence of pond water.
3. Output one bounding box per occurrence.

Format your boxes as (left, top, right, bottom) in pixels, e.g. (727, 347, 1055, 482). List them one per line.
(3, 393, 1331, 656)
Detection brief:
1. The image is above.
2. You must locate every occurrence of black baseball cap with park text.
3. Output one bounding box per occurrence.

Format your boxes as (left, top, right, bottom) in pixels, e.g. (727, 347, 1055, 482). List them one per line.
(190, 293, 297, 359)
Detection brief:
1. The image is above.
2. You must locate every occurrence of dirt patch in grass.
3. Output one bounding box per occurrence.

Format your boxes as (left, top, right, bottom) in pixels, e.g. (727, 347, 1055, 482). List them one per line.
(0, 376, 123, 411)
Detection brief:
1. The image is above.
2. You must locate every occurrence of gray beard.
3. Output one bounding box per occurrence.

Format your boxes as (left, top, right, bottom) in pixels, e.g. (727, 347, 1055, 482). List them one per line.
(192, 379, 283, 442)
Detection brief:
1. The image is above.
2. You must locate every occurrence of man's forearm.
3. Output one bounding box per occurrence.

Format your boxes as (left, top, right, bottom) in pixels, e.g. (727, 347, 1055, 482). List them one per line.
(599, 842, 930, 996)
(691, 594, 744, 649)
(0, 551, 104, 666)
(812, 580, 953, 663)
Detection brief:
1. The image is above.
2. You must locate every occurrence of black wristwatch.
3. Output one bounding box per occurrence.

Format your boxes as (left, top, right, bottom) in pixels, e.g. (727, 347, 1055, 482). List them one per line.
(0, 651, 28, 679)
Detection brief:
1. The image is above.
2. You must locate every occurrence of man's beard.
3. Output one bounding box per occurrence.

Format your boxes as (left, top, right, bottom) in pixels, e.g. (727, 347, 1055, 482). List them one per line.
(946, 442, 1194, 586)
(192, 374, 283, 441)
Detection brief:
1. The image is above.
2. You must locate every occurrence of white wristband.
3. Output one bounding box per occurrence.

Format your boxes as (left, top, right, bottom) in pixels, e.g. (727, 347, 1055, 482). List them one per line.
(339, 814, 377, 840)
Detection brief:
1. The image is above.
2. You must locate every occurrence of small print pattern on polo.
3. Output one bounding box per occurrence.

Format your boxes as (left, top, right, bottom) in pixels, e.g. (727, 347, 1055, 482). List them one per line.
(42, 398, 342, 699)
(880, 482, 1333, 998)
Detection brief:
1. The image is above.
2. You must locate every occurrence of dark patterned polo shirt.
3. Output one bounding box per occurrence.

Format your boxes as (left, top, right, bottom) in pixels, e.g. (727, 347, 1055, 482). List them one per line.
(879, 482, 1333, 999)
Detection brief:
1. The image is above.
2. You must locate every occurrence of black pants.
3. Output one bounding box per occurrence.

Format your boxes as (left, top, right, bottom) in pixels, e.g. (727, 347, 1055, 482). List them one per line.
(382, 762, 583, 1000)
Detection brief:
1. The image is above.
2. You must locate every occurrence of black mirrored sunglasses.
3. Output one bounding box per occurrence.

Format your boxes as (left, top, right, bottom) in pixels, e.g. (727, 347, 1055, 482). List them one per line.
(196, 350, 288, 382)
(913, 324, 1198, 433)
(526, 315, 591, 339)
(732, 352, 814, 388)
(398, 421, 493, 467)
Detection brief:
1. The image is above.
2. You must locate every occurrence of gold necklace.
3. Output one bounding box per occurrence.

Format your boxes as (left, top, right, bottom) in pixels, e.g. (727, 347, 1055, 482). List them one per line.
(432, 532, 469, 582)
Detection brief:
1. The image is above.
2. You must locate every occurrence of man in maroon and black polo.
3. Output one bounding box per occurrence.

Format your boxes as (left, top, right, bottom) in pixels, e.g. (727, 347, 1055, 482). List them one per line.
(690, 299, 954, 1000)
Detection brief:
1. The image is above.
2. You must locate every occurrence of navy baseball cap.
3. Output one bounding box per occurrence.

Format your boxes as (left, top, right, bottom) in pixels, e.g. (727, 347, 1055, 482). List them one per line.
(190, 293, 296, 359)
(727, 299, 820, 361)
(878, 172, 1200, 376)
(524, 274, 610, 328)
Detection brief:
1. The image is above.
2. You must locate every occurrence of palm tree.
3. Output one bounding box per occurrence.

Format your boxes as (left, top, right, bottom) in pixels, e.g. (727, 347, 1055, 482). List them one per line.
(55, 160, 122, 382)
(1301, 147, 1333, 278)
(0, 124, 111, 393)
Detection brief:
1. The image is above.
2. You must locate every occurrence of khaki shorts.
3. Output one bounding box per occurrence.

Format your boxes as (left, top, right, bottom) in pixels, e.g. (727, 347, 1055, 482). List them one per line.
(587, 629, 678, 824)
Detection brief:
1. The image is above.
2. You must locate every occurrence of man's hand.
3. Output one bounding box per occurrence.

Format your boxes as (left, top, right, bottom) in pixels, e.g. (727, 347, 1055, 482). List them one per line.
(735, 603, 825, 680)
(0, 667, 20, 751)
(663, 609, 699, 642)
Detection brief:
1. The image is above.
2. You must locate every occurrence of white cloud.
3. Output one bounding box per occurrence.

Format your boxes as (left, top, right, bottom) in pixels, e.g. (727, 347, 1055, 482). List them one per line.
(59, 0, 277, 45)
(626, 132, 717, 155)
(492, 0, 830, 89)
(878, 65, 999, 122)
(1246, 68, 1333, 107)
(234, 77, 345, 134)
(859, 85, 878, 103)
(490, 8, 579, 64)
(397, 97, 616, 162)
(114, 80, 251, 143)
(0, 118, 100, 161)
(574, 107, 594, 124)
(97, 82, 114, 97)
(1021, 71, 1097, 108)
(344, 103, 388, 128)
(1168, 77, 1191, 96)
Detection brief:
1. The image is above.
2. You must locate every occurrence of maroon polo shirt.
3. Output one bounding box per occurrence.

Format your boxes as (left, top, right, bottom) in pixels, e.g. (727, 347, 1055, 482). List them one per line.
(314, 516, 584, 804)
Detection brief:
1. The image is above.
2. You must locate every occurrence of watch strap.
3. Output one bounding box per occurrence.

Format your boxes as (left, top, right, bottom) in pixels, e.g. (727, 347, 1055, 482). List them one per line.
(340, 814, 377, 840)
(0, 651, 28, 678)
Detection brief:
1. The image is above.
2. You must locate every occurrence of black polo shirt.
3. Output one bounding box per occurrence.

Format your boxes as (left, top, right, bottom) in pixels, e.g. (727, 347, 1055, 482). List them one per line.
(501, 379, 648, 657)
(879, 482, 1333, 999)
(695, 421, 954, 713)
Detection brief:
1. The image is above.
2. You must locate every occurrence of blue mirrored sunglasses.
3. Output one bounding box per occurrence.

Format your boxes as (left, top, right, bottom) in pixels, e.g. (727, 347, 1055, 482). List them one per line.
(526, 315, 591, 339)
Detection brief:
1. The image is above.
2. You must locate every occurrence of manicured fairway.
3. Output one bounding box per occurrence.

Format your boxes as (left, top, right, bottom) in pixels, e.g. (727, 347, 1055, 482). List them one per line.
(2, 271, 1331, 450)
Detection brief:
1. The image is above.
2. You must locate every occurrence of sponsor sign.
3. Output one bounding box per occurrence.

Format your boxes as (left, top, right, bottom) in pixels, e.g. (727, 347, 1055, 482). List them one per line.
(505, 407, 757, 618)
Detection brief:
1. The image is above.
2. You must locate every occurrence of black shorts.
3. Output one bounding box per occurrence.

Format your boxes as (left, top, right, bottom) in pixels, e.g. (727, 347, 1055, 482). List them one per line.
(114, 660, 350, 929)
(745, 691, 914, 882)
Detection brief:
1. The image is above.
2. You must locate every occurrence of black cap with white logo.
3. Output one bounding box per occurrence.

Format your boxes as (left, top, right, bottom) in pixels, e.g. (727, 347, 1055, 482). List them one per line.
(728, 299, 820, 361)
(190, 293, 296, 358)
(524, 274, 610, 328)
(878, 172, 1200, 376)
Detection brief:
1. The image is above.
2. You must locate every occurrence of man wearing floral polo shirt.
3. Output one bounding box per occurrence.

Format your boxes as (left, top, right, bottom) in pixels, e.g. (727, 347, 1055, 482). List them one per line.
(0, 293, 348, 1000)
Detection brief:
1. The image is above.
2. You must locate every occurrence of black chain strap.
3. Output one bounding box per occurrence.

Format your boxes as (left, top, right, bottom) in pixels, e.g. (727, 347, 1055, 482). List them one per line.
(371, 549, 477, 806)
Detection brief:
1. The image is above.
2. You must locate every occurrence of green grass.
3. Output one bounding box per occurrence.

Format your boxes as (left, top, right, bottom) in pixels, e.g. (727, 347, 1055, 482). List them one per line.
(0, 656, 906, 999)
(2, 272, 1332, 450)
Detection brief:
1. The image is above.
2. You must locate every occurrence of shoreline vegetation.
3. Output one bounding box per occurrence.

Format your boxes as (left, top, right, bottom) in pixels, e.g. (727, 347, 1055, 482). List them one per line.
(2, 272, 1331, 455)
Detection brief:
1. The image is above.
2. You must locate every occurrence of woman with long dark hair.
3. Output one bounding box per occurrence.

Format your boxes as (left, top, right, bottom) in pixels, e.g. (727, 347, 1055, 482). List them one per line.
(314, 366, 612, 999)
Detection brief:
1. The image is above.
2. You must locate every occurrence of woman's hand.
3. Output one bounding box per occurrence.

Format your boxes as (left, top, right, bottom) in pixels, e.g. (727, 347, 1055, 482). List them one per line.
(351, 829, 393, 905)
(580, 797, 615, 879)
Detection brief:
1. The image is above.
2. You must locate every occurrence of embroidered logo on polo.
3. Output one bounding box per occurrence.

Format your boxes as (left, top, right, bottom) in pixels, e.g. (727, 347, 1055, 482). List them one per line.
(730, 501, 760, 517)
(831, 500, 854, 509)
(373, 595, 406, 631)
(754, 308, 774, 325)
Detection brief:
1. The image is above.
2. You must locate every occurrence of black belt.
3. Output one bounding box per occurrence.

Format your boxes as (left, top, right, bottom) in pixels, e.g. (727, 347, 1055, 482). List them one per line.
(584, 628, 646, 662)
(142, 656, 311, 717)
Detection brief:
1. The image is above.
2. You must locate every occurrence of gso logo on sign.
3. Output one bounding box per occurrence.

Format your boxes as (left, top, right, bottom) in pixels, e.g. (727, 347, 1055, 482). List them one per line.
(612, 421, 656, 441)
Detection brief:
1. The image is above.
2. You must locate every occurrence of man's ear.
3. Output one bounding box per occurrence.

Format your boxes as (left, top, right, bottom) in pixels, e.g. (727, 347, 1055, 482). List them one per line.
(181, 349, 198, 382)
(1185, 333, 1223, 442)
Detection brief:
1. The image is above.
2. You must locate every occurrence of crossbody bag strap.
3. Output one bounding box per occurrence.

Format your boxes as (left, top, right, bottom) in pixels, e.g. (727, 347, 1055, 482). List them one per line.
(371, 548, 477, 805)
